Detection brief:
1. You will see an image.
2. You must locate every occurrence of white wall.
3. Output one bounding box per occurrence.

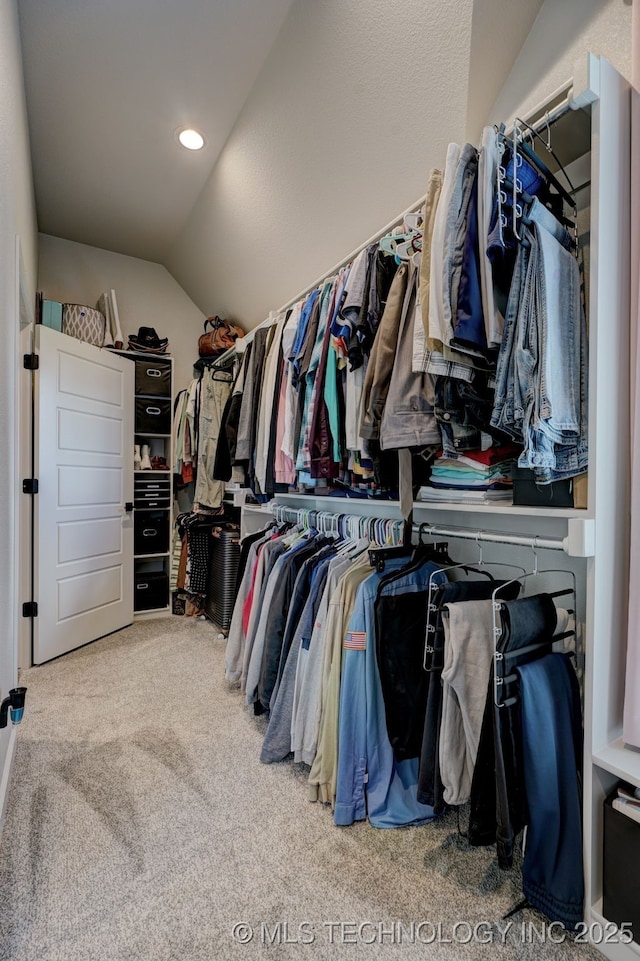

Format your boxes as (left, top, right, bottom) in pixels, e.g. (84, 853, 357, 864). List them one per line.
(38, 235, 206, 392)
(0, 0, 38, 831)
(165, 0, 630, 331)
(487, 0, 632, 124)
(465, 0, 545, 144)
(166, 0, 477, 329)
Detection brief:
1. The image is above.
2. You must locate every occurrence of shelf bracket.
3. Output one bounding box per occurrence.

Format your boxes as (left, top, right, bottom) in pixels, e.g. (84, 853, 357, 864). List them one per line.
(566, 517, 595, 557)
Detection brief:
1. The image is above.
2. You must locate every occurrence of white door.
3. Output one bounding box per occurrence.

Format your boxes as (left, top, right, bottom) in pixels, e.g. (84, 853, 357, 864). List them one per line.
(33, 326, 134, 664)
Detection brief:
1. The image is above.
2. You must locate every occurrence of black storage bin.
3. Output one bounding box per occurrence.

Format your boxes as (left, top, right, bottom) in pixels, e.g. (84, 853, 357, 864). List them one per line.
(135, 359, 171, 397)
(135, 397, 172, 434)
(603, 789, 640, 943)
(134, 571, 169, 611)
(134, 510, 169, 555)
(511, 467, 574, 508)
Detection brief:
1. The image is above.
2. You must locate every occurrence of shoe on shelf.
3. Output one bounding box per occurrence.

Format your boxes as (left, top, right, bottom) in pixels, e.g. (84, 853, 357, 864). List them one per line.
(134, 444, 141, 471)
(140, 444, 152, 470)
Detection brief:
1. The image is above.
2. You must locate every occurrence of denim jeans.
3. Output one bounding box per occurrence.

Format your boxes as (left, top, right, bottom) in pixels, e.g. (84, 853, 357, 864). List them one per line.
(523, 205, 588, 482)
(490, 198, 587, 483)
(434, 370, 503, 457)
(518, 653, 584, 929)
(468, 594, 558, 867)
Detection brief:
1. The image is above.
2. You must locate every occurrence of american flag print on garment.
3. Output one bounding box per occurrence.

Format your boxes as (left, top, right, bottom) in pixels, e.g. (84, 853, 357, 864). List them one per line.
(344, 631, 366, 651)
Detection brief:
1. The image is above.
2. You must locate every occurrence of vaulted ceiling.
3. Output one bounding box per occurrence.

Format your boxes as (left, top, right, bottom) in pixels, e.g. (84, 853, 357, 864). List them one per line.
(17, 0, 296, 262)
(17, 0, 545, 298)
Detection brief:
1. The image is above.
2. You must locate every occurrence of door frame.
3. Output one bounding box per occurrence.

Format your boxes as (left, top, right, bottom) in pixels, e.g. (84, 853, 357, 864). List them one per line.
(18, 322, 33, 670)
(0, 237, 33, 838)
(15, 236, 33, 672)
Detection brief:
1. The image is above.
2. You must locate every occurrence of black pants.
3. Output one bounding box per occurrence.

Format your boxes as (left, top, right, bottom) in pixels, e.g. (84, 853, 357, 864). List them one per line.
(374, 588, 430, 764)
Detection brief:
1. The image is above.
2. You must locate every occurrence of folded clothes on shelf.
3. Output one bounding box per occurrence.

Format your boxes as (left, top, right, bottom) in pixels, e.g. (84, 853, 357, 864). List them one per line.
(417, 486, 512, 504)
(424, 445, 518, 495)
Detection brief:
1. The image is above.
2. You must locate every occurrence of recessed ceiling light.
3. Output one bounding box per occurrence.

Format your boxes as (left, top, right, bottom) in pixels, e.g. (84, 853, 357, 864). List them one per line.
(177, 128, 205, 150)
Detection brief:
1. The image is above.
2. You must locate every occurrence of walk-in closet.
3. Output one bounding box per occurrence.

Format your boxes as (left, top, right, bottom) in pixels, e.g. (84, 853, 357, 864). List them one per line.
(0, 2, 638, 960)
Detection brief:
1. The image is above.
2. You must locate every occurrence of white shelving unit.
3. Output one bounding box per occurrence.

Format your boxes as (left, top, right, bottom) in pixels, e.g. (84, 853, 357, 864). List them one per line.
(261, 56, 636, 959)
(113, 348, 174, 616)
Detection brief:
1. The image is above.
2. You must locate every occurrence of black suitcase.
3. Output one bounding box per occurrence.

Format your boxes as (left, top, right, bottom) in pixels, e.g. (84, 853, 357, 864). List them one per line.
(205, 525, 241, 632)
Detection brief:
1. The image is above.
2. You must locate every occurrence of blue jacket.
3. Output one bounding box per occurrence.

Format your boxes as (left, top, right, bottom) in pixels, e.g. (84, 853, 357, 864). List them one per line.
(334, 558, 445, 828)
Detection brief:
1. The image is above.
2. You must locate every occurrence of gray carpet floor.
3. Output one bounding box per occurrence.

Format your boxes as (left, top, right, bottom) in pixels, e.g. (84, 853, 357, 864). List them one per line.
(0, 617, 600, 961)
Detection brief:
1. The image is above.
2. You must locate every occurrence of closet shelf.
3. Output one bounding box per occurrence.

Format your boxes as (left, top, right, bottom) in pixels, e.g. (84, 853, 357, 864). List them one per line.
(593, 739, 640, 788)
(273, 492, 589, 520)
(134, 469, 171, 474)
(132, 605, 171, 617)
(413, 501, 587, 519)
(134, 552, 170, 560)
(108, 347, 172, 360)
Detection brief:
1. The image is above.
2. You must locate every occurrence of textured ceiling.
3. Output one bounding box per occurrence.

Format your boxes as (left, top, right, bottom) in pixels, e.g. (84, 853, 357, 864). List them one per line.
(17, 0, 547, 290)
(17, 0, 296, 262)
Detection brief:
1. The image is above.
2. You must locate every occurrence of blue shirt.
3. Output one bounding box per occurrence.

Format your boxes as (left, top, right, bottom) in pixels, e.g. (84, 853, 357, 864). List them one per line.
(290, 288, 320, 385)
(334, 558, 445, 828)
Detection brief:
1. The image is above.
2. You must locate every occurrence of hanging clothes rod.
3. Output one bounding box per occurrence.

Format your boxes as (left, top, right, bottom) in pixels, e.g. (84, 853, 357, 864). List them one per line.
(503, 79, 574, 139)
(270, 502, 405, 543)
(276, 192, 427, 315)
(413, 523, 568, 554)
(267, 89, 576, 328)
(213, 190, 428, 369)
(270, 504, 570, 554)
(215, 80, 579, 371)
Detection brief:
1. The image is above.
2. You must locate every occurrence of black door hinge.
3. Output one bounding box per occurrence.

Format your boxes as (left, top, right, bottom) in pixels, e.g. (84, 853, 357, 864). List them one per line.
(23, 353, 39, 370)
(23, 478, 39, 494)
(22, 602, 38, 618)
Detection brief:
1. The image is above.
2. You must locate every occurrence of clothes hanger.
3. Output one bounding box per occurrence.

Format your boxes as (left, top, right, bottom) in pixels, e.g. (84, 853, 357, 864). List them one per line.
(373, 523, 450, 601)
(514, 115, 577, 211)
(403, 211, 423, 232)
(368, 516, 416, 571)
(379, 223, 421, 263)
(378, 227, 407, 257)
(497, 119, 577, 251)
(512, 118, 578, 253)
(491, 539, 577, 708)
(511, 124, 524, 241)
(496, 125, 508, 248)
(422, 531, 522, 672)
(392, 233, 422, 262)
